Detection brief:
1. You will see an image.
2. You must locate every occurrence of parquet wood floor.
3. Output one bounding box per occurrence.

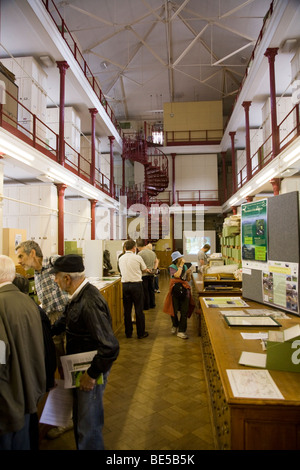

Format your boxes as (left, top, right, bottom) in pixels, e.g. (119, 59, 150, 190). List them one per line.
(39, 275, 216, 451)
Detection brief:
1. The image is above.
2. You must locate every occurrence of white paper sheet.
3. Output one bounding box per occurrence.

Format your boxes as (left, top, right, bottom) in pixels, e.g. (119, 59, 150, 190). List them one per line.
(39, 380, 73, 427)
(226, 369, 284, 399)
(240, 332, 269, 340)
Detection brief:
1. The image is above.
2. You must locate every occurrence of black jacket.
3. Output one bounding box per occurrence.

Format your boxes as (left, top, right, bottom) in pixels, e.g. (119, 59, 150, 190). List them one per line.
(52, 282, 119, 379)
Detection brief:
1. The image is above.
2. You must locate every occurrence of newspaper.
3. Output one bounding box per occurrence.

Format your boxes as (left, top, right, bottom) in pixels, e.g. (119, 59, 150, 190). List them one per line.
(60, 350, 102, 388)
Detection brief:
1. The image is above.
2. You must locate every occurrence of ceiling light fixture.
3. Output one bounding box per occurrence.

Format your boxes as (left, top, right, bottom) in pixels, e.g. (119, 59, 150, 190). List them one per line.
(283, 145, 300, 163)
(48, 167, 77, 186)
(240, 186, 252, 197)
(256, 168, 276, 186)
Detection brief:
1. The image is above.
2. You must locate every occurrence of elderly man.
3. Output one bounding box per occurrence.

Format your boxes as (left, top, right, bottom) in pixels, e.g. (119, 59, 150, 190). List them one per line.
(51, 254, 119, 450)
(0, 255, 46, 450)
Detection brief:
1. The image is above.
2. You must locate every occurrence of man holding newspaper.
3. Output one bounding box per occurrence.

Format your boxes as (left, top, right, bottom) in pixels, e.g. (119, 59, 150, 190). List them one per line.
(51, 254, 119, 450)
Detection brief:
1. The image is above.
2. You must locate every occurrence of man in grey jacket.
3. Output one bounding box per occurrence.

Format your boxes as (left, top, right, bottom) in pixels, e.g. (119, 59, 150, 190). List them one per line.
(0, 255, 46, 450)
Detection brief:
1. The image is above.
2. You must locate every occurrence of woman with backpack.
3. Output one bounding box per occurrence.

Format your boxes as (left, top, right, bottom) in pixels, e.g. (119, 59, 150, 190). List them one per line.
(163, 251, 194, 339)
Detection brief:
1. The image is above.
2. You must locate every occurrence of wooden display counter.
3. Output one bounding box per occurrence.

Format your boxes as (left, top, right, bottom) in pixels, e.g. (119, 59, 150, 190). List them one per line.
(200, 297, 300, 450)
(193, 272, 242, 297)
(89, 276, 123, 334)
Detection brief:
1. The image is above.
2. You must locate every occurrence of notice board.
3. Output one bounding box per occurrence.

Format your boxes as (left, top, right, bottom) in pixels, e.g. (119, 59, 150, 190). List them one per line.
(242, 191, 300, 316)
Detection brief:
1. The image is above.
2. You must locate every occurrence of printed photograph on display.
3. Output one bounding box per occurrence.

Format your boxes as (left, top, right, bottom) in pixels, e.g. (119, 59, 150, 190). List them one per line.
(241, 199, 268, 263)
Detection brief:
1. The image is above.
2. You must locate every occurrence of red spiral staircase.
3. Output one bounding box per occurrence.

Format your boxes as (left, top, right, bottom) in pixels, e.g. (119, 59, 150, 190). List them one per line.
(122, 136, 169, 239)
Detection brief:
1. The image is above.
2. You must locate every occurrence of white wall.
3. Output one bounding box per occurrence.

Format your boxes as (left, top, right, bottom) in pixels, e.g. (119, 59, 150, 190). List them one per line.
(3, 183, 58, 257)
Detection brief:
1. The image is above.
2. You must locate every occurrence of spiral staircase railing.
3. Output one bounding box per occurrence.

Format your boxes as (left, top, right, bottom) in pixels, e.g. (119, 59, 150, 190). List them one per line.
(122, 136, 169, 239)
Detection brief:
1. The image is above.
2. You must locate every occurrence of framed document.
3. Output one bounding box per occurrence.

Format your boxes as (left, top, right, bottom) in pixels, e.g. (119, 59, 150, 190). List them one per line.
(224, 315, 281, 327)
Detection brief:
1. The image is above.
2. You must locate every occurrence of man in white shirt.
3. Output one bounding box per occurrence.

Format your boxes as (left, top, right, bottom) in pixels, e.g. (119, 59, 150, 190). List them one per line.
(118, 239, 149, 339)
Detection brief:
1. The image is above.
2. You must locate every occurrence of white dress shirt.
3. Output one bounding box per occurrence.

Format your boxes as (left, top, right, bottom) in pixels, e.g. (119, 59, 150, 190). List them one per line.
(118, 251, 147, 282)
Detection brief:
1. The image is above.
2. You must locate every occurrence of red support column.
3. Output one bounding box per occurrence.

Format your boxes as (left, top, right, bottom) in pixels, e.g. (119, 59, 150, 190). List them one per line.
(229, 131, 237, 194)
(171, 153, 176, 204)
(242, 101, 252, 181)
(122, 154, 125, 195)
(221, 151, 227, 202)
(270, 177, 281, 196)
(56, 61, 69, 166)
(56, 183, 67, 255)
(89, 108, 98, 186)
(231, 206, 237, 215)
(108, 136, 115, 197)
(90, 199, 97, 240)
(246, 196, 254, 203)
(264, 48, 279, 157)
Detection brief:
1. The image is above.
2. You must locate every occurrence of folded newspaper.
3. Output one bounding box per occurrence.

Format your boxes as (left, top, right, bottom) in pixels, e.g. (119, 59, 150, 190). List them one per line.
(60, 350, 103, 388)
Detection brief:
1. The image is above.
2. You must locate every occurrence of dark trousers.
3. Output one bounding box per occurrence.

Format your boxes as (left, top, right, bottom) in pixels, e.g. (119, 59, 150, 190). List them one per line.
(142, 275, 156, 309)
(171, 294, 189, 332)
(122, 282, 146, 337)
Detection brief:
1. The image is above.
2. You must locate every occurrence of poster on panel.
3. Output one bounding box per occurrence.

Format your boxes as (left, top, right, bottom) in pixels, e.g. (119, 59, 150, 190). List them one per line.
(241, 199, 268, 264)
(262, 261, 299, 315)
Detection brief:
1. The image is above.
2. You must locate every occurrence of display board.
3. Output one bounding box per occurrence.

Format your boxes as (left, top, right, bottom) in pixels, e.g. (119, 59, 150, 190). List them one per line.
(242, 192, 300, 316)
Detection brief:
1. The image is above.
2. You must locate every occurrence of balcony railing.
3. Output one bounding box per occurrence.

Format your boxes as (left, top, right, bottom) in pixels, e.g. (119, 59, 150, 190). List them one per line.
(165, 129, 223, 146)
(236, 103, 300, 191)
(41, 0, 121, 136)
(0, 87, 113, 197)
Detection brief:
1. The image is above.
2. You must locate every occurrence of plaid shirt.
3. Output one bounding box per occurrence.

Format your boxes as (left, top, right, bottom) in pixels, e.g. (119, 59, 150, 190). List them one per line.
(34, 256, 68, 314)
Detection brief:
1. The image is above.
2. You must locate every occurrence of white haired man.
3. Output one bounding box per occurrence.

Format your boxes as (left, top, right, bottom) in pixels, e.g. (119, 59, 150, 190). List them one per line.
(0, 255, 46, 450)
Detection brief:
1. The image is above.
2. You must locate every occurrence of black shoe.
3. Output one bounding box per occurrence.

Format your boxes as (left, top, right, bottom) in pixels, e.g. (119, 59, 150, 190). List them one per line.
(126, 334, 132, 338)
(138, 331, 149, 339)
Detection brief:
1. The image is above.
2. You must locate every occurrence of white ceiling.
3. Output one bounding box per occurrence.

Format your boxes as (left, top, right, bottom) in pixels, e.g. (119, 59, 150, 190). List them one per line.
(0, 0, 300, 197)
(0, 0, 277, 127)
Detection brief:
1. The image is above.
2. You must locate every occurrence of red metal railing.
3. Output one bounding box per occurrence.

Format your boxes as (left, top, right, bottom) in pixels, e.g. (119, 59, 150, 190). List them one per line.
(0, 87, 113, 197)
(41, 0, 122, 136)
(176, 189, 219, 205)
(165, 129, 223, 146)
(236, 103, 300, 191)
(225, 1, 275, 131)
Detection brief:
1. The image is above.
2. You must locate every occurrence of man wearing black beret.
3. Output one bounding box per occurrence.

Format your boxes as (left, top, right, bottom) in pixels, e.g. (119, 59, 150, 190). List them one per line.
(51, 254, 119, 450)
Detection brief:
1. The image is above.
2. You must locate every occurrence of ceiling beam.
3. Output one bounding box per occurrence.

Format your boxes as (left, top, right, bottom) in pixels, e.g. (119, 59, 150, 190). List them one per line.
(219, 0, 256, 19)
(170, 0, 190, 22)
(173, 24, 209, 67)
(165, 0, 174, 102)
(212, 41, 255, 66)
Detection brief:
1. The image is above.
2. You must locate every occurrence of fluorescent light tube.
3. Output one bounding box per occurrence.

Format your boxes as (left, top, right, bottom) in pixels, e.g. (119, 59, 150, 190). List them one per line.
(49, 167, 77, 185)
(240, 186, 252, 197)
(256, 168, 276, 185)
(283, 146, 300, 163)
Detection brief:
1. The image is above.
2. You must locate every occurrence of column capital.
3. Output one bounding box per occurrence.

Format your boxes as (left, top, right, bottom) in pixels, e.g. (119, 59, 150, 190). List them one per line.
(108, 136, 115, 143)
(171, 153, 176, 158)
(89, 108, 98, 116)
(242, 101, 252, 111)
(56, 60, 69, 73)
(89, 198, 98, 206)
(264, 47, 279, 62)
(270, 177, 281, 196)
(55, 183, 67, 194)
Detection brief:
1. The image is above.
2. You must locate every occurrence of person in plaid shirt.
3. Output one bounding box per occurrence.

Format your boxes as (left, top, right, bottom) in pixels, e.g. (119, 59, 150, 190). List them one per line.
(16, 240, 71, 439)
